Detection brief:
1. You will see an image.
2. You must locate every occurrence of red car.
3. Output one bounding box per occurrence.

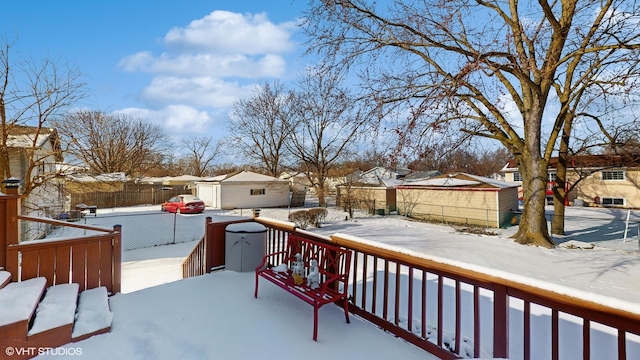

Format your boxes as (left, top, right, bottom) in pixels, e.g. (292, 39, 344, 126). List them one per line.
(161, 195, 205, 214)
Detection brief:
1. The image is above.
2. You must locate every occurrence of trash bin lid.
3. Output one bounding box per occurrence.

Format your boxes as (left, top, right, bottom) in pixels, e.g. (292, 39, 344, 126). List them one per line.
(225, 222, 267, 233)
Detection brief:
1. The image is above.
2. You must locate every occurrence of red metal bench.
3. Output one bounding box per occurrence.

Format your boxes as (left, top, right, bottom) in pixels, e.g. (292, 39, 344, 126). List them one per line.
(254, 235, 352, 341)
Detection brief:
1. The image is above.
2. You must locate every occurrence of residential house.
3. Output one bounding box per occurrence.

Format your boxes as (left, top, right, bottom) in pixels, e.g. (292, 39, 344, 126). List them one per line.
(5, 126, 66, 239)
(501, 154, 640, 208)
(336, 167, 440, 215)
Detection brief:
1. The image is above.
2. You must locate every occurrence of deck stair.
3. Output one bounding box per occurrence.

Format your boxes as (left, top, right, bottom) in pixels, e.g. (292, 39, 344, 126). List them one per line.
(0, 271, 113, 359)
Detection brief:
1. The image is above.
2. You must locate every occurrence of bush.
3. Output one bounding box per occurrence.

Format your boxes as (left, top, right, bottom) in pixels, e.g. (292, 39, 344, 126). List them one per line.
(288, 210, 312, 229)
(307, 208, 328, 228)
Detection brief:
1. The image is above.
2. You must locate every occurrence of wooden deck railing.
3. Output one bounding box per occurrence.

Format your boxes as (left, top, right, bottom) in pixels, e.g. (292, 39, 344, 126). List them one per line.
(5, 215, 122, 294)
(183, 216, 640, 359)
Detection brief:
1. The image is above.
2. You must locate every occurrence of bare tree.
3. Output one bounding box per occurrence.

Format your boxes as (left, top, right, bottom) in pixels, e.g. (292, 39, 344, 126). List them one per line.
(180, 136, 223, 177)
(227, 81, 295, 177)
(304, 0, 640, 247)
(287, 66, 370, 206)
(408, 145, 510, 177)
(55, 110, 171, 177)
(0, 38, 87, 200)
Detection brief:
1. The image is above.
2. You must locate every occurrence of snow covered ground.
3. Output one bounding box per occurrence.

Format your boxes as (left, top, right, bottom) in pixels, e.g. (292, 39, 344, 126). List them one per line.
(32, 201, 640, 359)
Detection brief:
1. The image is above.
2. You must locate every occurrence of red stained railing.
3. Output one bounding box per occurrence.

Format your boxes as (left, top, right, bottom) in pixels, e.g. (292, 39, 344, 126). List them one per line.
(182, 216, 640, 359)
(6, 215, 121, 294)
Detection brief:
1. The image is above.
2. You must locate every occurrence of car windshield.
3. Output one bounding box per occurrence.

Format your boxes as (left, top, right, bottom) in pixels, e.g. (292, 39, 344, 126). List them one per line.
(181, 195, 201, 202)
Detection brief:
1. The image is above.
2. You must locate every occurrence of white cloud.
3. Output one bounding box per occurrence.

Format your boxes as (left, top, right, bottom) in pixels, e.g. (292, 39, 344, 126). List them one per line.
(114, 10, 302, 144)
(140, 76, 252, 108)
(121, 52, 287, 78)
(115, 105, 213, 133)
(163, 10, 297, 55)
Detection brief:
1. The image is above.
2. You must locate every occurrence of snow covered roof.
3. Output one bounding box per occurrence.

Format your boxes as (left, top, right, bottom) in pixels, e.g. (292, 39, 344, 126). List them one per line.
(67, 172, 128, 183)
(168, 175, 204, 182)
(198, 171, 288, 184)
(223, 170, 287, 183)
(6, 126, 57, 149)
(400, 173, 519, 189)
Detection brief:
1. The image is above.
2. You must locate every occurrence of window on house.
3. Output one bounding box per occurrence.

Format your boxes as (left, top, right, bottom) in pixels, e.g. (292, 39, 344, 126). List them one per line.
(548, 173, 557, 182)
(601, 197, 625, 206)
(601, 170, 625, 181)
(513, 172, 523, 182)
(250, 189, 265, 195)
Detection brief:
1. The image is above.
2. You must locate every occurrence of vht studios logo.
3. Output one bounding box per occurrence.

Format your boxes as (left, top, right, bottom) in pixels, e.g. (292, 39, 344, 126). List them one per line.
(4, 346, 83, 357)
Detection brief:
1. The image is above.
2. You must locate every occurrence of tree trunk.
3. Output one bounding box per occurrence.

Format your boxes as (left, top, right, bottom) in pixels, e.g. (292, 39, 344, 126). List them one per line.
(551, 117, 572, 235)
(552, 150, 568, 236)
(316, 183, 326, 207)
(511, 151, 555, 248)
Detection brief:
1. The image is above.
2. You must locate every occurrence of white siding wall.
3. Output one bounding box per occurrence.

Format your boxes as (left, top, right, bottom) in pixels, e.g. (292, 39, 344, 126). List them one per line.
(220, 182, 290, 209)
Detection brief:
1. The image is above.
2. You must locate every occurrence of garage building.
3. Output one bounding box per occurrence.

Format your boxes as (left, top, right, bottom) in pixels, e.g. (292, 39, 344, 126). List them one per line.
(396, 173, 520, 228)
(195, 171, 291, 209)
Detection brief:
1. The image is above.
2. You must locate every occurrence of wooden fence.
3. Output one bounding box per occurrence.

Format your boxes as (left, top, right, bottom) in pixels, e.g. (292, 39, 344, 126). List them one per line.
(70, 184, 189, 209)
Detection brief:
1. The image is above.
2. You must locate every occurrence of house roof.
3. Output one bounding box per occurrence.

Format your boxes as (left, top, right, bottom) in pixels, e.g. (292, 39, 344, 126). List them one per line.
(502, 153, 640, 171)
(168, 175, 204, 182)
(399, 173, 519, 189)
(6, 125, 57, 149)
(352, 167, 440, 188)
(67, 172, 128, 183)
(199, 171, 288, 183)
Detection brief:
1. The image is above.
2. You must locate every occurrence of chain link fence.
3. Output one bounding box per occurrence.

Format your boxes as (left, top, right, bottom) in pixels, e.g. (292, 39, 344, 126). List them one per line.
(41, 209, 245, 251)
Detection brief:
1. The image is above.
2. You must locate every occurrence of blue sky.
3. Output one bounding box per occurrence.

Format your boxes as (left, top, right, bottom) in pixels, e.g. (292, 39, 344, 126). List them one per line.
(2, 1, 311, 156)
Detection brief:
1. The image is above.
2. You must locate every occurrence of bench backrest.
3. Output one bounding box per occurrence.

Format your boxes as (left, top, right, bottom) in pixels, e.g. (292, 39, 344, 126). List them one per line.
(286, 235, 352, 290)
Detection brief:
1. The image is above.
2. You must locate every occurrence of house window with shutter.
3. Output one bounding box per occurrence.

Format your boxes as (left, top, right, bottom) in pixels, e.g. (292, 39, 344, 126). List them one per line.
(250, 189, 265, 195)
(513, 172, 523, 182)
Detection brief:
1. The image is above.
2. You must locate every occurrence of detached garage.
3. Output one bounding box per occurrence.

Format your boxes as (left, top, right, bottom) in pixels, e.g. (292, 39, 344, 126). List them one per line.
(195, 171, 291, 209)
(396, 173, 519, 228)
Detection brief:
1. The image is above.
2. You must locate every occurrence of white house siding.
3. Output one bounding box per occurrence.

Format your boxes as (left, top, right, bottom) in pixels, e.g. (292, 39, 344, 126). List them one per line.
(219, 182, 290, 209)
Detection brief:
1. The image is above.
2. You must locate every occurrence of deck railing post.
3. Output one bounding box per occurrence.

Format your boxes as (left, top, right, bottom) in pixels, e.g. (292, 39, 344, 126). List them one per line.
(204, 217, 212, 273)
(113, 224, 122, 294)
(2, 192, 21, 280)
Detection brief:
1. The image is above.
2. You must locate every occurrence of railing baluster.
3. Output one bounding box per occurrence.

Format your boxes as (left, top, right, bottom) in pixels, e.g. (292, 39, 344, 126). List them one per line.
(351, 251, 358, 305)
(455, 280, 461, 355)
(383, 259, 389, 321)
(438, 274, 443, 348)
(408, 266, 414, 334)
(552, 309, 559, 360)
(618, 329, 626, 360)
(395, 262, 401, 326)
(493, 284, 509, 358)
(362, 254, 368, 311)
(524, 300, 531, 360)
(422, 270, 427, 340)
(371, 256, 377, 315)
(474, 285, 480, 358)
(583, 319, 590, 360)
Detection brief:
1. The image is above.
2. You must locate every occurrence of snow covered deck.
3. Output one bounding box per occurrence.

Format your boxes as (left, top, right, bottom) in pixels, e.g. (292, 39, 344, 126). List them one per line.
(36, 271, 436, 360)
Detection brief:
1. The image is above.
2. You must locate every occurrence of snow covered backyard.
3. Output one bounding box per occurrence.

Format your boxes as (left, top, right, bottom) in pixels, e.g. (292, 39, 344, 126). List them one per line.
(33, 202, 640, 359)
